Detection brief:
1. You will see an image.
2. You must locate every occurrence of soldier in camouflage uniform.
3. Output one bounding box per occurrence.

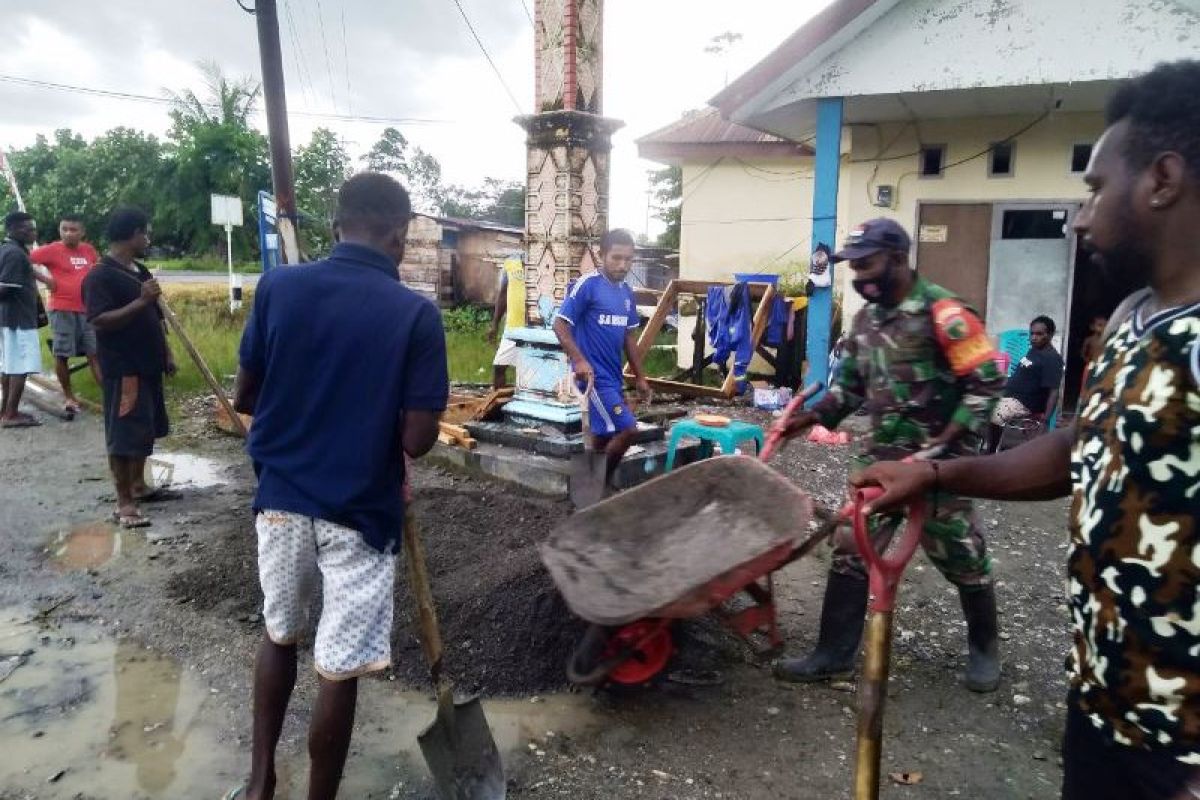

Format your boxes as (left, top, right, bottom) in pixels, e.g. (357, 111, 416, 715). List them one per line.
(853, 62, 1200, 800)
(774, 218, 1005, 692)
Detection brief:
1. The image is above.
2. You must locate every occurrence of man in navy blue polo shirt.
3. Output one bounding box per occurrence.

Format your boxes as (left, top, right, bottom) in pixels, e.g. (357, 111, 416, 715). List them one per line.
(554, 228, 651, 490)
(232, 172, 447, 800)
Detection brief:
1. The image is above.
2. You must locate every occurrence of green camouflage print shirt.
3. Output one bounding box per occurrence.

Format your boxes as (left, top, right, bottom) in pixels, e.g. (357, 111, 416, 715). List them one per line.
(1069, 295, 1200, 760)
(814, 276, 1004, 459)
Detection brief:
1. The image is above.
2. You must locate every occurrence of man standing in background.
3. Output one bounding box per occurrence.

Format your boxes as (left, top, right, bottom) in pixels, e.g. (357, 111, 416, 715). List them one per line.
(84, 208, 175, 528)
(0, 211, 43, 428)
(32, 214, 102, 415)
(487, 255, 525, 390)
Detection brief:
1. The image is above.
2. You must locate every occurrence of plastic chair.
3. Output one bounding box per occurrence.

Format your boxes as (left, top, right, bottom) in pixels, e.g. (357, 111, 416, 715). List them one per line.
(664, 418, 765, 472)
(996, 329, 1031, 377)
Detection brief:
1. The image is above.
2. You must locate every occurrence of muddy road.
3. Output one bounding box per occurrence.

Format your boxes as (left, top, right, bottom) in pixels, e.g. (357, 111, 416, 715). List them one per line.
(1, 405, 1072, 799)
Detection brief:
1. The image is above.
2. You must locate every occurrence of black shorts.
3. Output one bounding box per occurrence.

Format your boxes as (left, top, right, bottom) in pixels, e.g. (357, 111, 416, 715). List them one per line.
(102, 374, 169, 458)
(1063, 702, 1200, 800)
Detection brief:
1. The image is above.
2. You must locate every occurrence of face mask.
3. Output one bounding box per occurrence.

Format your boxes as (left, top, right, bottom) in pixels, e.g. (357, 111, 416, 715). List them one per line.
(852, 257, 897, 304)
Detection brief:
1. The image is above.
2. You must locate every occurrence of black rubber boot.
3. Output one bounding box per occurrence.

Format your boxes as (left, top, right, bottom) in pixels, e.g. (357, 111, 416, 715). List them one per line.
(774, 571, 868, 683)
(959, 584, 1001, 693)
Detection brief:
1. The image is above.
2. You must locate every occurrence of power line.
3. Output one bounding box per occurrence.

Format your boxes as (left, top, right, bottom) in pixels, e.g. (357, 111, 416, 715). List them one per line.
(339, 4, 354, 116)
(281, 0, 317, 107)
(311, 0, 341, 112)
(0, 73, 451, 126)
(519, 0, 535, 26)
(447, 0, 524, 115)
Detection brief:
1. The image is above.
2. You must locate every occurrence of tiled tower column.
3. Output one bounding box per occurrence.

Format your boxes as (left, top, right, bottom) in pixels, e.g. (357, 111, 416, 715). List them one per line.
(503, 0, 623, 428)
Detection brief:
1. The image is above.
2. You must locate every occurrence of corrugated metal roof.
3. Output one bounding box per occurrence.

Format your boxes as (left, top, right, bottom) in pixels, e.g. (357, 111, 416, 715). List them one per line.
(637, 108, 794, 146)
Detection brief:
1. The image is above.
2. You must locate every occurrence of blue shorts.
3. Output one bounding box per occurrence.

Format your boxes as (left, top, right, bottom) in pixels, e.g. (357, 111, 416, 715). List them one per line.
(586, 384, 636, 437)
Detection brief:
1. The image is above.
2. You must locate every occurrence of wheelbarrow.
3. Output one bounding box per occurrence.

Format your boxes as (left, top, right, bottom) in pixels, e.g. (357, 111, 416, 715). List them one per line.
(541, 385, 835, 685)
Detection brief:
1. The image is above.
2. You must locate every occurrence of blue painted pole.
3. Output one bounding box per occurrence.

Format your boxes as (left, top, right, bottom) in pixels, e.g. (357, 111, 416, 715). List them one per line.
(804, 97, 844, 405)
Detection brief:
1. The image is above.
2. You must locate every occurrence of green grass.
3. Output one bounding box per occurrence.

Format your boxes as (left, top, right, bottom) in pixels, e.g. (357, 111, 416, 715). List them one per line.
(41, 294, 683, 413)
(148, 257, 261, 274)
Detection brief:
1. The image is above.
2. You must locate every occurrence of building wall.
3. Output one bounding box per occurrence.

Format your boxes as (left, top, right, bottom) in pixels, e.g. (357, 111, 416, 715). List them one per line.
(838, 111, 1106, 322)
(400, 215, 443, 304)
(679, 157, 816, 282)
(676, 154, 850, 370)
(454, 229, 523, 306)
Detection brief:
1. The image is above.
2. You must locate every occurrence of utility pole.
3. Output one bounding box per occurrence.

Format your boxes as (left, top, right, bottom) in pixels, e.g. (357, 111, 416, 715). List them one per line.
(253, 0, 302, 264)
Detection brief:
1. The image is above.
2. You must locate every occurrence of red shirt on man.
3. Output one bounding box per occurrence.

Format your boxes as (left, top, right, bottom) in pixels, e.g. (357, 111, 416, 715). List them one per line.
(31, 241, 99, 312)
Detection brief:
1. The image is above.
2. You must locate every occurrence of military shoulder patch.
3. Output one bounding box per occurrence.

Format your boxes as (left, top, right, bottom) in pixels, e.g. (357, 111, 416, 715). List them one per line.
(931, 298, 996, 376)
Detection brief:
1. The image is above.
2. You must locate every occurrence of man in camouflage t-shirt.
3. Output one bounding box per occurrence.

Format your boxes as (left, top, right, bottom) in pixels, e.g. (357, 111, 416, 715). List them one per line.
(774, 218, 1006, 693)
(854, 61, 1200, 800)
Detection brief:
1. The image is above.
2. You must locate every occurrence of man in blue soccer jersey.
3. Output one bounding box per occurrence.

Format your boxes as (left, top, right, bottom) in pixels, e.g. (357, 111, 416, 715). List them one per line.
(554, 228, 651, 490)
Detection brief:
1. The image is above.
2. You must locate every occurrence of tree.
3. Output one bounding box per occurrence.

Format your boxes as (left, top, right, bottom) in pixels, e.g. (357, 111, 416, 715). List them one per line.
(361, 127, 446, 214)
(440, 178, 525, 226)
(164, 62, 271, 257)
(294, 128, 351, 252)
(2, 129, 171, 247)
(166, 60, 262, 133)
(649, 166, 681, 249)
(363, 127, 409, 174)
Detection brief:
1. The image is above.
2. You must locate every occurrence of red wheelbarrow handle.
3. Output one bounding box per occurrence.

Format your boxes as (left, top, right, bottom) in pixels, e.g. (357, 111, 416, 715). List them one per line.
(758, 382, 822, 463)
(850, 487, 927, 613)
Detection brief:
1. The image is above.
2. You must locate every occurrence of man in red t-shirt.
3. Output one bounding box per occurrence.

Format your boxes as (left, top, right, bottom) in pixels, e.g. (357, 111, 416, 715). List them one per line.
(31, 214, 101, 413)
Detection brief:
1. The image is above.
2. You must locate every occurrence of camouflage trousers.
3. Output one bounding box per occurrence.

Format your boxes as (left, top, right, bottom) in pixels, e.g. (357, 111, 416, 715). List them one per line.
(831, 464, 992, 587)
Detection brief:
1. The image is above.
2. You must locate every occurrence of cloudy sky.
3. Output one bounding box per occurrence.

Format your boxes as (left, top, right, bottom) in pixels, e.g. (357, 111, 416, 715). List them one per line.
(0, 0, 832, 238)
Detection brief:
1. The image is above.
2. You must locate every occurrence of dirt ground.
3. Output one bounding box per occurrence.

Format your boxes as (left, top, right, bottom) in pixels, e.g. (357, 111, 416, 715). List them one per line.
(0, 400, 1073, 799)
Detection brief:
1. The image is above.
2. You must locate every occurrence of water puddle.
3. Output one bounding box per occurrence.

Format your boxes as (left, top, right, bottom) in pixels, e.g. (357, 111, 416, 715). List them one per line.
(147, 452, 226, 489)
(0, 611, 235, 797)
(0, 608, 603, 798)
(49, 522, 136, 572)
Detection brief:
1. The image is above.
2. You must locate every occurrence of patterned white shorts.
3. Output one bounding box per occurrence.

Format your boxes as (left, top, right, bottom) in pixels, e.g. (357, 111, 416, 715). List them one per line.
(991, 396, 1033, 426)
(256, 510, 396, 680)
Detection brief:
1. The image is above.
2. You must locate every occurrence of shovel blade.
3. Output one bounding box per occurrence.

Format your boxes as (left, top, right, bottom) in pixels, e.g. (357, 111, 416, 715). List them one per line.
(568, 451, 607, 510)
(418, 696, 506, 800)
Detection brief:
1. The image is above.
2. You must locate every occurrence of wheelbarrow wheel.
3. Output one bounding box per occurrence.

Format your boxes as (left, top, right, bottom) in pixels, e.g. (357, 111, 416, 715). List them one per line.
(566, 621, 674, 686)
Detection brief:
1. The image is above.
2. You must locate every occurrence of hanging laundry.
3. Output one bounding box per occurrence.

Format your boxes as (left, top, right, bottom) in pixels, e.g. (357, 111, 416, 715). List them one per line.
(706, 282, 753, 391)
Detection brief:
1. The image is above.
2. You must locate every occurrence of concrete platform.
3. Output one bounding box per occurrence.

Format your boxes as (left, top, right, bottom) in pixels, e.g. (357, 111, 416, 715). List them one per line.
(466, 420, 664, 459)
(428, 437, 705, 498)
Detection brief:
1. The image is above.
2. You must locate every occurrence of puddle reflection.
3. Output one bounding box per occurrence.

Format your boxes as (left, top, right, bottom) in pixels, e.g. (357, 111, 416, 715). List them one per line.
(148, 452, 226, 489)
(50, 522, 127, 571)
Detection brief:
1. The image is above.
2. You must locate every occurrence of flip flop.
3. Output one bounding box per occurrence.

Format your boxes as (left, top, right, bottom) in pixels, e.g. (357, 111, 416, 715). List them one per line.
(221, 785, 247, 800)
(1, 415, 41, 429)
(134, 487, 182, 503)
(112, 511, 152, 529)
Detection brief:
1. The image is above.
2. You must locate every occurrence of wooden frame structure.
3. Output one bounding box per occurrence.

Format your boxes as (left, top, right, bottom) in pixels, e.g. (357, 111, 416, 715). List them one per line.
(628, 279, 778, 399)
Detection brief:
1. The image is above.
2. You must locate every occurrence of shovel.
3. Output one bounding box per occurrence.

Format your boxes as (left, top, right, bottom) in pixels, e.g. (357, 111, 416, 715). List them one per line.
(402, 505, 506, 800)
(566, 377, 608, 510)
(848, 487, 927, 800)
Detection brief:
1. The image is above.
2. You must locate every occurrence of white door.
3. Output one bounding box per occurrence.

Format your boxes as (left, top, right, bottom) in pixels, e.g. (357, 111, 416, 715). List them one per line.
(986, 203, 1078, 351)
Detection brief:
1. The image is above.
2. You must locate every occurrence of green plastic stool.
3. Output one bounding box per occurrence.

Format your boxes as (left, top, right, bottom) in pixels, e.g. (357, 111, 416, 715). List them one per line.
(664, 418, 766, 472)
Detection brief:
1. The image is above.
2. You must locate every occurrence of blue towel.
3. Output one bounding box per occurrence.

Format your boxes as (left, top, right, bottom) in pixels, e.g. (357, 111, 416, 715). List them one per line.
(766, 296, 791, 347)
(707, 283, 753, 391)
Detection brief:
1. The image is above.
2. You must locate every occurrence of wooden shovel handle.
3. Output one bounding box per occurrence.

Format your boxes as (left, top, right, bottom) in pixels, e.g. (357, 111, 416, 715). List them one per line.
(402, 507, 445, 679)
(157, 296, 248, 438)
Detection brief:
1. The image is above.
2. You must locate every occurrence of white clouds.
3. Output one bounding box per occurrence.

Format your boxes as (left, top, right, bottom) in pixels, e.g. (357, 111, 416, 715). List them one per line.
(0, 0, 832, 239)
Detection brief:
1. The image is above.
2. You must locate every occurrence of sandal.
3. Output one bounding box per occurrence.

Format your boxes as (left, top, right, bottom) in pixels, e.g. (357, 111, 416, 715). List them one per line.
(1, 414, 41, 428)
(134, 486, 181, 503)
(221, 785, 247, 800)
(111, 510, 152, 529)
